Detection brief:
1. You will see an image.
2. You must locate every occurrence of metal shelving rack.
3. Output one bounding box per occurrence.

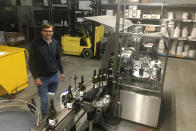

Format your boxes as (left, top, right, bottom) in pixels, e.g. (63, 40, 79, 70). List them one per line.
(31, 0, 71, 42)
(110, 1, 170, 127)
(100, 2, 196, 60)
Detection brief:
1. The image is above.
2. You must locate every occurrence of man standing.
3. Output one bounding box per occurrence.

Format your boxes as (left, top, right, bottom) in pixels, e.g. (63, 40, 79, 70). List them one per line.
(28, 23, 65, 118)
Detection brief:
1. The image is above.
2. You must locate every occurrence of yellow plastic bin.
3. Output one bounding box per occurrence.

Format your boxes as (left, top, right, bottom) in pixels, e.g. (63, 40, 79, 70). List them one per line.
(0, 46, 28, 98)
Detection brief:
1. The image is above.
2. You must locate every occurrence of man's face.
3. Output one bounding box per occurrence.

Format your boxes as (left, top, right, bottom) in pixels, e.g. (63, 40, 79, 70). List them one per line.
(41, 27, 53, 41)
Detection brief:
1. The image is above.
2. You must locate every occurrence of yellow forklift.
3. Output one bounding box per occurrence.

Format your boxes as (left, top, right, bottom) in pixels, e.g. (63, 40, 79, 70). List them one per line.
(61, 20, 104, 58)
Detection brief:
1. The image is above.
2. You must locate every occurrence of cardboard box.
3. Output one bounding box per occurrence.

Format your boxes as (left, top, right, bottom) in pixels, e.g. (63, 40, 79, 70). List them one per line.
(143, 14, 147, 19)
(132, 12, 137, 18)
(152, 14, 156, 19)
(129, 6, 137, 10)
(145, 26, 156, 32)
(106, 10, 113, 15)
(127, 0, 140, 3)
(146, 14, 152, 19)
(151, 14, 160, 19)
(133, 6, 138, 10)
(155, 14, 161, 19)
(125, 12, 129, 18)
(5, 32, 26, 45)
(137, 10, 141, 16)
(129, 10, 133, 18)
(136, 14, 141, 18)
(129, 6, 133, 10)
(141, 0, 148, 3)
(129, 14, 133, 18)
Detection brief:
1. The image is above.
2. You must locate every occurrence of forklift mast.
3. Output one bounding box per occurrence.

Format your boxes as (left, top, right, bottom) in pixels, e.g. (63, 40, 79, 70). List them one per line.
(83, 20, 104, 56)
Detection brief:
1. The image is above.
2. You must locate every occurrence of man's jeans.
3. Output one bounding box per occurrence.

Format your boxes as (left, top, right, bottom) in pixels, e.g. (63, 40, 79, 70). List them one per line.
(37, 73, 59, 116)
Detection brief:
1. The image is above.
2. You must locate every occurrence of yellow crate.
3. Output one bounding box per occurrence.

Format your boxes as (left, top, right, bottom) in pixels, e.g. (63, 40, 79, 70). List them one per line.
(0, 46, 28, 96)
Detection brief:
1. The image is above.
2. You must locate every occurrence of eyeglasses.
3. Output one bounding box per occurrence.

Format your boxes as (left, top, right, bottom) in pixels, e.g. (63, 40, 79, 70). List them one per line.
(43, 30, 53, 33)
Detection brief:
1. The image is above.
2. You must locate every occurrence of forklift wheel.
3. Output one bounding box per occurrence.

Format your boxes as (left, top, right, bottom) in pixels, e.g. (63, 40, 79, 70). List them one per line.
(8, 94, 15, 99)
(82, 49, 93, 58)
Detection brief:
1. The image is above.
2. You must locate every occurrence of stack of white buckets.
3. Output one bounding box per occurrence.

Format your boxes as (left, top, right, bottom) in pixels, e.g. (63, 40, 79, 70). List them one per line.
(170, 40, 196, 58)
(189, 27, 196, 39)
(159, 11, 196, 58)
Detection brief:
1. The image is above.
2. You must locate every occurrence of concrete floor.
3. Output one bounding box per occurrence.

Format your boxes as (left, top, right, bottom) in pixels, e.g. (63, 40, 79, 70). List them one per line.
(1, 49, 196, 131)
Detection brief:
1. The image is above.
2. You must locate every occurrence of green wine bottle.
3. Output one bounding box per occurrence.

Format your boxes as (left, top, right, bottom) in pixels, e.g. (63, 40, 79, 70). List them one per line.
(108, 62, 113, 78)
(102, 68, 107, 86)
(97, 69, 102, 87)
(79, 76, 86, 96)
(48, 99, 57, 126)
(67, 85, 74, 109)
(92, 69, 98, 88)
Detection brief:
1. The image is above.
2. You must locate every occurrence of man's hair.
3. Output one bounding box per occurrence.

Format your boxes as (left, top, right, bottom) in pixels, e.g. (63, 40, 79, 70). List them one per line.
(41, 23, 53, 31)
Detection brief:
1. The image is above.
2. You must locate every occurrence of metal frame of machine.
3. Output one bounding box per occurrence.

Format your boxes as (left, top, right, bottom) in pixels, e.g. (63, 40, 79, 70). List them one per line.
(111, 1, 170, 128)
(118, 33, 169, 127)
(84, 1, 170, 128)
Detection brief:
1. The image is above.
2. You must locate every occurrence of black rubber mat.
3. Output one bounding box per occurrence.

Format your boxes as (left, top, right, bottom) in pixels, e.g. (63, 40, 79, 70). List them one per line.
(0, 109, 37, 131)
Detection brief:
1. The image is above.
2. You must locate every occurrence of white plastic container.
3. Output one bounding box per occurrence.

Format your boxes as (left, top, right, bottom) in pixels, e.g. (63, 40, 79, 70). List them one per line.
(170, 40, 178, 56)
(190, 28, 196, 38)
(182, 51, 189, 57)
(182, 12, 189, 20)
(168, 12, 174, 20)
(178, 41, 184, 47)
(184, 45, 190, 51)
(173, 27, 181, 38)
(195, 12, 196, 20)
(158, 39, 165, 54)
(181, 27, 188, 38)
(176, 46, 183, 56)
(189, 50, 196, 58)
(168, 21, 175, 37)
(158, 39, 165, 50)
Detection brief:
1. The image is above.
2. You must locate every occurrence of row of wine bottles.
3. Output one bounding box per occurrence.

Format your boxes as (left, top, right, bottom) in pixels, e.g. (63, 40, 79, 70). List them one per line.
(47, 61, 114, 127)
(92, 63, 113, 88)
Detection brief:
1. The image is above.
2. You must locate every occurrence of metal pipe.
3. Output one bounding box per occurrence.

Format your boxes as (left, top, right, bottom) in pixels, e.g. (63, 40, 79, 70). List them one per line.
(122, 4, 125, 34)
(160, 0, 165, 20)
(161, 36, 170, 98)
(114, 0, 121, 74)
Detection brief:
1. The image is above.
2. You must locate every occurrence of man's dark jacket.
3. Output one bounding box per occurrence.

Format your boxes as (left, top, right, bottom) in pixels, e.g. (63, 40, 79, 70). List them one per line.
(28, 37, 64, 79)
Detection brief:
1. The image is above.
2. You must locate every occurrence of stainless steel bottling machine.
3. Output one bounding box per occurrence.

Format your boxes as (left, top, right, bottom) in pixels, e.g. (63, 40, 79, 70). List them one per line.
(118, 25, 170, 127)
